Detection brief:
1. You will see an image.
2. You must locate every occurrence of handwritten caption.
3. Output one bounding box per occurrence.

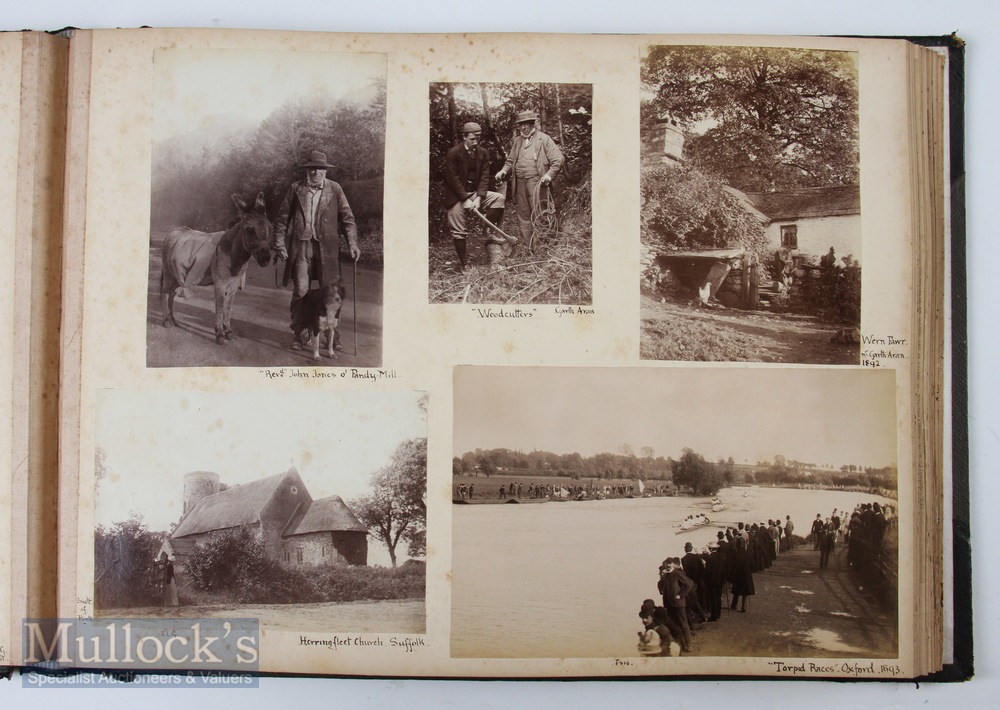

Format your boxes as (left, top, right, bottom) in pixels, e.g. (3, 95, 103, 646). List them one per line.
(259, 368, 400, 382)
(768, 661, 901, 677)
(860, 334, 908, 368)
(555, 306, 595, 317)
(470, 306, 596, 319)
(77, 596, 93, 621)
(299, 635, 425, 653)
(473, 307, 537, 319)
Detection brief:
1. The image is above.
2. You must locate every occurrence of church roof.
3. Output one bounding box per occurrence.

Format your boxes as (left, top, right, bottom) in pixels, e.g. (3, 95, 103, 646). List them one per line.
(744, 185, 860, 222)
(283, 495, 367, 536)
(172, 471, 290, 538)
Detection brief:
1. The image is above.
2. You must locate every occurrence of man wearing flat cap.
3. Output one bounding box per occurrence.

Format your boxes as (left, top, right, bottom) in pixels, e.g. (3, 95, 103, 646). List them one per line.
(274, 150, 360, 351)
(495, 110, 564, 247)
(444, 122, 508, 269)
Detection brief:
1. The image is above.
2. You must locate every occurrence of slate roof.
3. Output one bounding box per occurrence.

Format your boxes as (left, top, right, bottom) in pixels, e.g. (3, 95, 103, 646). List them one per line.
(283, 495, 367, 536)
(171, 471, 288, 538)
(744, 185, 860, 222)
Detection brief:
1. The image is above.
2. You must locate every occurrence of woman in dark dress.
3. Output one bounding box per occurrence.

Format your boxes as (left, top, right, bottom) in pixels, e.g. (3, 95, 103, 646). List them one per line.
(729, 537, 756, 612)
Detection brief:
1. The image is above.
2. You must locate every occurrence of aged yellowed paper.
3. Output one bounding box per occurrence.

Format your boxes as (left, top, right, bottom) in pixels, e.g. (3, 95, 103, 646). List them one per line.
(55, 29, 938, 678)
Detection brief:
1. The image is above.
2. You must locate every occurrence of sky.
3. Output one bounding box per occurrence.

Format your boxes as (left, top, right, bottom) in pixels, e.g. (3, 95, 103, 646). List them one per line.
(151, 47, 386, 143)
(95, 389, 426, 533)
(454, 367, 897, 470)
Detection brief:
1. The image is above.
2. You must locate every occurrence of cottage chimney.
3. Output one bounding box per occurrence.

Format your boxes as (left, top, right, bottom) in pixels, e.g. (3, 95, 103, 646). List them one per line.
(183, 471, 220, 514)
(657, 116, 684, 164)
(641, 115, 685, 167)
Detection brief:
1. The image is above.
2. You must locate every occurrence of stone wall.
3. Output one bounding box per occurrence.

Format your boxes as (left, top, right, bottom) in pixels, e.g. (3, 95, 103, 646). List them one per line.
(281, 531, 368, 566)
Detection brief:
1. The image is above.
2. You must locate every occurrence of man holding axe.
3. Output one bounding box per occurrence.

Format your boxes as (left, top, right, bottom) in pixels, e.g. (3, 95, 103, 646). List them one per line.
(444, 122, 512, 270)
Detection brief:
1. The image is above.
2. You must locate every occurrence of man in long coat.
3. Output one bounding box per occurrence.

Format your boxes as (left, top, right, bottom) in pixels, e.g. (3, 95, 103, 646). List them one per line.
(495, 110, 563, 247)
(657, 558, 694, 652)
(274, 151, 360, 351)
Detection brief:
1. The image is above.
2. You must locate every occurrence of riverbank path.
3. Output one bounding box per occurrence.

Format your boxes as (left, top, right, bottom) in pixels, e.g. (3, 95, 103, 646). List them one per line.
(688, 542, 897, 659)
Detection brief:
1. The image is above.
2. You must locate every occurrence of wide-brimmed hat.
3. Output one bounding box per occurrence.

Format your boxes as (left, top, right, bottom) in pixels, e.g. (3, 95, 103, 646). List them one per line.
(462, 122, 482, 134)
(300, 151, 335, 169)
(515, 110, 539, 124)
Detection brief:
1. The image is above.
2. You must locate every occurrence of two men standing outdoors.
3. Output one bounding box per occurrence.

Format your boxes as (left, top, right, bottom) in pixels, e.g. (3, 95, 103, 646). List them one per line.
(445, 110, 564, 270)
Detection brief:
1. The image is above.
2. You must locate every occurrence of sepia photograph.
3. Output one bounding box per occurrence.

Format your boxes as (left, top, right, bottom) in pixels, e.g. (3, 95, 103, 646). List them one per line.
(428, 82, 592, 304)
(639, 46, 861, 363)
(451, 367, 897, 659)
(93, 390, 426, 634)
(146, 48, 386, 367)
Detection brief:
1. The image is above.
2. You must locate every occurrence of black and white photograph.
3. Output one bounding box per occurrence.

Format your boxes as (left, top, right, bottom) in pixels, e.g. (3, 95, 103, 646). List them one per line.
(93, 390, 426, 634)
(428, 82, 592, 304)
(640, 46, 862, 363)
(451, 367, 897, 659)
(147, 48, 386, 367)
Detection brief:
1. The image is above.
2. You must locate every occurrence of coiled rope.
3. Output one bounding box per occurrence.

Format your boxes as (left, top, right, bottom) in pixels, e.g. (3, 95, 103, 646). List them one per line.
(529, 181, 560, 250)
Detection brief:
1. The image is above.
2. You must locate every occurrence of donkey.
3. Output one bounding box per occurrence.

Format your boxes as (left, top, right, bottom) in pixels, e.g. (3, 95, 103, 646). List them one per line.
(160, 193, 273, 344)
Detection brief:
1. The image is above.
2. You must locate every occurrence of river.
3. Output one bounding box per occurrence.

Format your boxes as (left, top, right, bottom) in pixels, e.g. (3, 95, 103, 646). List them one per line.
(450, 485, 895, 658)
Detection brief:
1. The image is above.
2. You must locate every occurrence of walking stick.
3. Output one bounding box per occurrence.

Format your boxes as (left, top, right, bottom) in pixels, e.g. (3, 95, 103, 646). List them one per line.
(353, 255, 359, 357)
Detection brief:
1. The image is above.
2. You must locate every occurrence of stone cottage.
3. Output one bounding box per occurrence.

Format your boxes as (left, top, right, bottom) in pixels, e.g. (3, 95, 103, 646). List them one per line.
(744, 185, 861, 265)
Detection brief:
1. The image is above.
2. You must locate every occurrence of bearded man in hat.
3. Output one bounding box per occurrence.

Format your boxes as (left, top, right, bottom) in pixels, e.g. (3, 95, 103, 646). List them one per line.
(444, 122, 508, 269)
(273, 150, 360, 351)
(495, 110, 564, 247)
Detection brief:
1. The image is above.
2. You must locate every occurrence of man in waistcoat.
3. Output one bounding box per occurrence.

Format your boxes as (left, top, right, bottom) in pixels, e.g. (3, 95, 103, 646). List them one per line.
(495, 111, 563, 248)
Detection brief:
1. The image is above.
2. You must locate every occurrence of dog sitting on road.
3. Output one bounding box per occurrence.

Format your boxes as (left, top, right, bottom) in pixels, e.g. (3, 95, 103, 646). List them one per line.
(299, 281, 345, 361)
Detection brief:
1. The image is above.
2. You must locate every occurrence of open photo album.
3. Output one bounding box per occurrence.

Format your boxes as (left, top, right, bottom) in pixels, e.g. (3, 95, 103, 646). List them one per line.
(0, 28, 966, 680)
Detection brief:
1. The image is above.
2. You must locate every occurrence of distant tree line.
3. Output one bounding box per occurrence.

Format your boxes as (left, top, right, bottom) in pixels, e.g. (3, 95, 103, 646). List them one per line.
(454, 446, 895, 497)
(453, 446, 674, 482)
(749, 459, 896, 491)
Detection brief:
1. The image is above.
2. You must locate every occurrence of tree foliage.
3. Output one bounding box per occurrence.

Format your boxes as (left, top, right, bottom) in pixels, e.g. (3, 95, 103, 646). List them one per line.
(184, 527, 424, 604)
(94, 513, 163, 609)
(454, 447, 675, 482)
(792, 259, 861, 324)
(351, 438, 427, 567)
(641, 46, 858, 192)
(429, 82, 592, 186)
(183, 527, 279, 603)
(671, 448, 725, 496)
(641, 163, 768, 258)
